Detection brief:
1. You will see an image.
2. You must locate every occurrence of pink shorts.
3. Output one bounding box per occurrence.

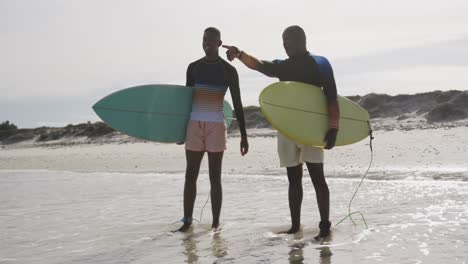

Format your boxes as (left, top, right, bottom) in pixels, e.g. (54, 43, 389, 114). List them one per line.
(185, 120, 227, 152)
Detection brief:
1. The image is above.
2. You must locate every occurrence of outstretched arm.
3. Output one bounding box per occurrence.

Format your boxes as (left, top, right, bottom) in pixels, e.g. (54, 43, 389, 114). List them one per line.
(222, 45, 282, 78)
(222, 45, 262, 70)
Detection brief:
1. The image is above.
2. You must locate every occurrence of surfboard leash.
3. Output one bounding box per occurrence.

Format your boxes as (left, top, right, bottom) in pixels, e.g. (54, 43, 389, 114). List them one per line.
(198, 190, 211, 223)
(170, 217, 200, 225)
(170, 192, 210, 225)
(335, 124, 374, 228)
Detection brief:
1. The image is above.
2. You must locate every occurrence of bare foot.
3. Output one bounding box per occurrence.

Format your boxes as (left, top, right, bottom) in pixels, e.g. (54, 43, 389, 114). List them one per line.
(278, 226, 300, 234)
(212, 222, 221, 232)
(314, 230, 331, 241)
(314, 221, 331, 241)
(177, 223, 192, 232)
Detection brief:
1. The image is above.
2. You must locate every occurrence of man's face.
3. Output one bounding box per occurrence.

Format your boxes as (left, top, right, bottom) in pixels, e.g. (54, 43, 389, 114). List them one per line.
(203, 31, 221, 56)
(282, 30, 305, 57)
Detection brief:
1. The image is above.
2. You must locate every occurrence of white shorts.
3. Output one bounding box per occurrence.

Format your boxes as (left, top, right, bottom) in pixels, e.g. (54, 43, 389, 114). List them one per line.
(277, 132, 324, 167)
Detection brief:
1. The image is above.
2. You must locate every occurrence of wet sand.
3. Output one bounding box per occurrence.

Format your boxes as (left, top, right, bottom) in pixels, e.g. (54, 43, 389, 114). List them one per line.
(0, 171, 467, 263)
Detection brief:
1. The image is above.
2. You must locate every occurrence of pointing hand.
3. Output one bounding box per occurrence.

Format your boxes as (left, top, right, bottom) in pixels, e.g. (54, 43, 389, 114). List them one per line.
(222, 45, 241, 61)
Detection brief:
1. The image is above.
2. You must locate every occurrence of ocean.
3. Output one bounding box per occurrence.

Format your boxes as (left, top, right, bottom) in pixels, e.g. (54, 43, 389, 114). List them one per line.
(1, 170, 467, 263)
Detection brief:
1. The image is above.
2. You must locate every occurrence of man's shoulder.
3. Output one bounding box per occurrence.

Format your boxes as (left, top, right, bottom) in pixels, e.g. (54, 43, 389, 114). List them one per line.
(187, 58, 204, 68)
(310, 54, 326, 59)
(219, 58, 237, 71)
(310, 54, 332, 66)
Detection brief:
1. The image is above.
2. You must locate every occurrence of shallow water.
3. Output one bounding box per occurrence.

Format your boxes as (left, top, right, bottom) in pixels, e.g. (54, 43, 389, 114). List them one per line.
(1, 171, 467, 263)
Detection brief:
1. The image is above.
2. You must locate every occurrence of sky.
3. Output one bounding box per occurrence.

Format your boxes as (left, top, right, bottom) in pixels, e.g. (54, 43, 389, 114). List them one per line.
(2, 0, 468, 128)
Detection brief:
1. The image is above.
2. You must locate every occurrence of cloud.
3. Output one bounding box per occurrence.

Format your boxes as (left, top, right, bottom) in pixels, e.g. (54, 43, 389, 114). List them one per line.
(339, 66, 468, 96)
(2, 0, 468, 126)
(334, 36, 468, 75)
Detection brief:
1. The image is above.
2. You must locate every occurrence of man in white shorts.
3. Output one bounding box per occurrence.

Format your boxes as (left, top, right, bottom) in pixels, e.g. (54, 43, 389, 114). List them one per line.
(223, 25, 340, 240)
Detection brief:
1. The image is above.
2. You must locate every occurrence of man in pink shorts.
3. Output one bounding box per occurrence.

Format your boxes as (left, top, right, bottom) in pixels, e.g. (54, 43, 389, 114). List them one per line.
(178, 27, 249, 232)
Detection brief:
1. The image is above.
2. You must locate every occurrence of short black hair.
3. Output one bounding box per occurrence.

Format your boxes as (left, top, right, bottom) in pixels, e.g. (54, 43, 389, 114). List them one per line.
(204, 27, 221, 38)
(284, 25, 306, 42)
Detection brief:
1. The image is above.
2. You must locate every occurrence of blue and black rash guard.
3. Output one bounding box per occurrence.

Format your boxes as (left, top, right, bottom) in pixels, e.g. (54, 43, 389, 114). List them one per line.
(186, 57, 247, 138)
(257, 52, 337, 102)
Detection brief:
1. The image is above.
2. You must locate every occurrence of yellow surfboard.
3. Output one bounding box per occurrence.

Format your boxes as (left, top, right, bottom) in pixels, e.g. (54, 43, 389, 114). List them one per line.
(259, 81, 371, 147)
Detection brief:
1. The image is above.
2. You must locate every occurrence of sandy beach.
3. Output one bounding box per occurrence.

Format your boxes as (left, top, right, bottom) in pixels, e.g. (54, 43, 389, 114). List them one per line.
(1, 123, 468, 263)
(1, 125, 468, 180)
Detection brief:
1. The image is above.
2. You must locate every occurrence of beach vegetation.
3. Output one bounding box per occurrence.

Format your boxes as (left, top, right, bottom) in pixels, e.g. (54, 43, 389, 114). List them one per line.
(0, 121, 18, 131)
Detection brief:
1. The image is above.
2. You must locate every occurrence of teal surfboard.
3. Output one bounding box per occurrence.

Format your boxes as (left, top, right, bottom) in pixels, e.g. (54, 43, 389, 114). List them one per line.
(92, 84, 234, 142)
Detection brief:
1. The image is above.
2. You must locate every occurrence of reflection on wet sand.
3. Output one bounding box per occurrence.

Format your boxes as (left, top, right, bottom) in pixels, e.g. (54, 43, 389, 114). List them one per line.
(182, 228, 199, 264)
(288, 232, 333, 264)
(289, 232, 305, 264)
(289, 244, 305, 264)
(318, 246, 333, 264)
(317, 232, 333, 264)
(211, 231, 228, 258)
(181, 228, 228, 263)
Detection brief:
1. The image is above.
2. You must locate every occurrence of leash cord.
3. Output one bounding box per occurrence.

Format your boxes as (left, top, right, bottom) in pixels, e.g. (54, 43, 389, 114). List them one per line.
(335, 127, 374, 228)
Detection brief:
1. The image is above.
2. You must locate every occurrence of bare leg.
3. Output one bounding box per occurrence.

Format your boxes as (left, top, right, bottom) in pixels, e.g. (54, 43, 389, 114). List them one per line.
(281, 164, 303, 234)
(208, 151, 224, 230)
(306, 162, 331, 239)
(178, 150, 205, 232)
(306, 163, 329, 222)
